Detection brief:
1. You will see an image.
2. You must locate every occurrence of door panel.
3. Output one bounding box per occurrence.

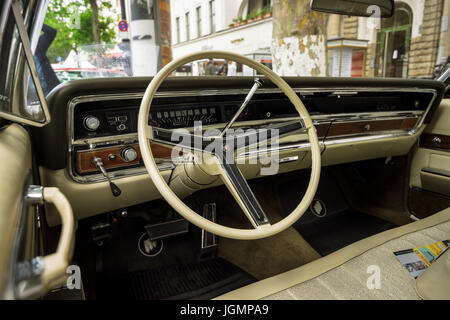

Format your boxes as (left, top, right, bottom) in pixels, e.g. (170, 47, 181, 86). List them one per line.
(0, 123, 76, 299)
(0, 123, 33, 298)
(410, 99, 450, 204)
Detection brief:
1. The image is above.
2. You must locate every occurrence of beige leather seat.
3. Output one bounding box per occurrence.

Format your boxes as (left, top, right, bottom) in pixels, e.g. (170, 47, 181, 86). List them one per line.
(217, 207, 450, 300)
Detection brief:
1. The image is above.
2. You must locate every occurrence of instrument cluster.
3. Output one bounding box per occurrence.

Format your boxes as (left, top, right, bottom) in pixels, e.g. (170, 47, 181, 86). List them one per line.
(149, 106, 220, 128)
(74, 105, 222, 140)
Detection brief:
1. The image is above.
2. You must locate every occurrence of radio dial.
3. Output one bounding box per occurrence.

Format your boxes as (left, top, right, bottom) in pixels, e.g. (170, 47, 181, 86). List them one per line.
(121, 147, 138, 162)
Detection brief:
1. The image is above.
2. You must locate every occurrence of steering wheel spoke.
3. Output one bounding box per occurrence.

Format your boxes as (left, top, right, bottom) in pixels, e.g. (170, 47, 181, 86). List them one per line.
(218, 161, 270, 228)
(228, 119, 307, 153)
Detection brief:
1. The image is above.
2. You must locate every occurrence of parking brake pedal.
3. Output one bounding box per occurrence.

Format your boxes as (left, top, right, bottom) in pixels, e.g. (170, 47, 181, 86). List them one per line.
(200, 203, 218, 260)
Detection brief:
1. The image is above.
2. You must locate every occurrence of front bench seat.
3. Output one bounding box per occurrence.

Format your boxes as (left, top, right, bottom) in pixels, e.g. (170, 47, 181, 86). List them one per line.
(216, 207, 450, 300)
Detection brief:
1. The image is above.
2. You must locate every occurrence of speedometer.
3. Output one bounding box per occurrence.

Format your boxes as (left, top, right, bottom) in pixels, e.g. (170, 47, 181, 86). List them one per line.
(149, 106, 219, 128)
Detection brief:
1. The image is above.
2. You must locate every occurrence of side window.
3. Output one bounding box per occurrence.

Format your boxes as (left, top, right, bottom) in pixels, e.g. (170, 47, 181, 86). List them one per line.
(0, 0, 50, 126)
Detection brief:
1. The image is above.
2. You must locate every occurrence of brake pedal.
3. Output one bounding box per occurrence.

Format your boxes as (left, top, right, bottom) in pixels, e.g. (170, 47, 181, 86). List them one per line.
(144, 218, 189, 241)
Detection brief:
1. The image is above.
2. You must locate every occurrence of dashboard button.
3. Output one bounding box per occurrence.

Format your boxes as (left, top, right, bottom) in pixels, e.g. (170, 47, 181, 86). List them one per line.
(117, 123, 127, 131)
(121, 147, 138, 162)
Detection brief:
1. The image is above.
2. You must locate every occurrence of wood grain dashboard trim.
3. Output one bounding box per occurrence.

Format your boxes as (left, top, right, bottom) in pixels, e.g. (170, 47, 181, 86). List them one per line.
(76, 143, 173, 174)
(326, 118, 418, 137)
(315, 123, 330, 138)
(420, 133, 450, 152)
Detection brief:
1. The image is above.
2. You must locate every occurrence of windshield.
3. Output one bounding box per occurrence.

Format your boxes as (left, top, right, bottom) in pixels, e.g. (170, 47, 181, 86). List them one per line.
(37, 0, 450, 93)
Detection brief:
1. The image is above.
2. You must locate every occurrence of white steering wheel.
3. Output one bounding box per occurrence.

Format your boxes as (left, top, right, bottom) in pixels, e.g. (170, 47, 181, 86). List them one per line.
(138, 51, 321, 240)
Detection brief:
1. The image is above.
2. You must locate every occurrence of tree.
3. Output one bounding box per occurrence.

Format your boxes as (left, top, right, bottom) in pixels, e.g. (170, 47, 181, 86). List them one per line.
(271, 0, 328, 76)
(89, 0, 101, 44)
(44, 0, 117, 63)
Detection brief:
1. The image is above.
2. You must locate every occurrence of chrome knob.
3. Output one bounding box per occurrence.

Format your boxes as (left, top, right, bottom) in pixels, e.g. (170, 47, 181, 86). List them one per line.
(431, 136, 441, 147)
(121, 147, 138, 162)
(83, 116, 100, 131)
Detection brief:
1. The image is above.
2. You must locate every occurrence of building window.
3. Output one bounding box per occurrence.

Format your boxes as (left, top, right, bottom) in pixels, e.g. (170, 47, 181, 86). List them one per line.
(209, 0, 216, 34)
(130, 0, 154, 20)
(375, 2, 413, 78)
(185, 12, 190, 41)
(196, 6, 202, 38)
(248, 0, 271, 16)
(175, 17, 180, 43)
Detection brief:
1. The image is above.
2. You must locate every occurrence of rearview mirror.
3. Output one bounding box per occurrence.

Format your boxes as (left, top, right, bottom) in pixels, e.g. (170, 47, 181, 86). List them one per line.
(311, 0, 394, 18)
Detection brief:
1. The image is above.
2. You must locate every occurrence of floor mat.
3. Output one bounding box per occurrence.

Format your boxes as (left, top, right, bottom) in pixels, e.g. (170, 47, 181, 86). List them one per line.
(189, 178, 321, 280)
(295, 209, 396, 256)
(82, 210, 256, 300)
(276, 171, 396, 256)
(96, 257, 255, 300)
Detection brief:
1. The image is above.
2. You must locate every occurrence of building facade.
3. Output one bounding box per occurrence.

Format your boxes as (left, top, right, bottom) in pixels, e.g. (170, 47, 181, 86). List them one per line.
(170, 0, 273, 75)
(170, 0, 449, 78)
(332, 0, 450, 78)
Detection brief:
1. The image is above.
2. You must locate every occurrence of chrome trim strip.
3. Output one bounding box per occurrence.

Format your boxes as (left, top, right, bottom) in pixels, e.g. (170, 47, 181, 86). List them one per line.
(437, 68, 450, 83)
(30, 0, 49, 53)
(220, 162, 269, 226)
(238, 131, 417, 158)
(70, 161, 175, 184)
(277, 156, 299, 164)
(311, 112, 423, 121)
(67, 87, 437, 183)
(72, 133, 139, 146)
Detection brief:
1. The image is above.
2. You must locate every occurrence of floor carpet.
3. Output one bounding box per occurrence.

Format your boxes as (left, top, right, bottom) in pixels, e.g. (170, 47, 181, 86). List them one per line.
(96, 257, 255, 300)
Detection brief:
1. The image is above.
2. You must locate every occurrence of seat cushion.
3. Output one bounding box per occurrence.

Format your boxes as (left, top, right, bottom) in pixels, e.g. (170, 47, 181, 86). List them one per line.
(216, 207, 450, 300)
(265, 220, 450, 300)
(415, 249, 450, 300)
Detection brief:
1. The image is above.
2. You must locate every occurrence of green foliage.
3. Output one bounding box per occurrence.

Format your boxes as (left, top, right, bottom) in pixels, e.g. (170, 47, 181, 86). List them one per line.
(259, 7, 268, 15)
(44, 0, 118, 63)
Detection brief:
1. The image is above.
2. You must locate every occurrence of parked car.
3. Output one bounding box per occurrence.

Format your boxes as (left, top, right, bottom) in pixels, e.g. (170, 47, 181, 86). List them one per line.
(53, 68, 128, 82)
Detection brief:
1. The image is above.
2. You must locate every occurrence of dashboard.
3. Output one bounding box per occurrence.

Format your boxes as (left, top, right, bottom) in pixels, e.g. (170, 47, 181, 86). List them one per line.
(34, 77, 445, 225)
(39, 77, 445, 180)
(67, 85, 437, 181)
